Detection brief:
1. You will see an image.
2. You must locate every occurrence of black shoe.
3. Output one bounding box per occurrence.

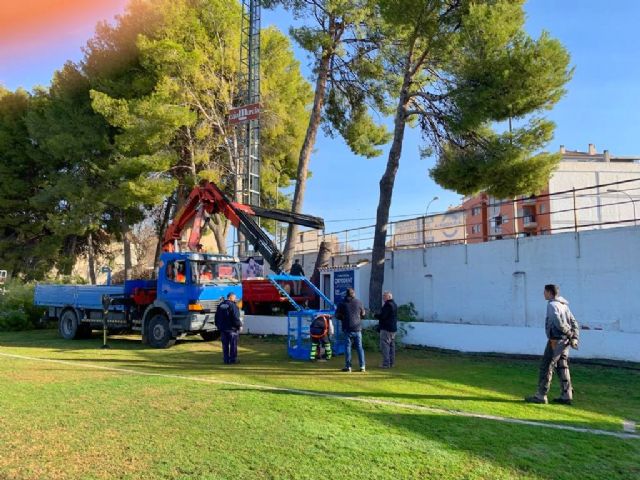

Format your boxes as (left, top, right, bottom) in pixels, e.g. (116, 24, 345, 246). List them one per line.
(230, 360, 240, 364)
(524, 395, 548, 404)
(341, 367, 352, 372)
(552, 398, 572, 405)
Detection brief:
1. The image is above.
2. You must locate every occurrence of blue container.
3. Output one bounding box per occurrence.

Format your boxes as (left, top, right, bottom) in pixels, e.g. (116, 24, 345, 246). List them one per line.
(287, 310, 345, 360)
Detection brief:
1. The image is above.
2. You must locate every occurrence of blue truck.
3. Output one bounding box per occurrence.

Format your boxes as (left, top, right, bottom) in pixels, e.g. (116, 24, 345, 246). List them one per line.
(35, 252, 242, 348)
(34, 180, 326, 348)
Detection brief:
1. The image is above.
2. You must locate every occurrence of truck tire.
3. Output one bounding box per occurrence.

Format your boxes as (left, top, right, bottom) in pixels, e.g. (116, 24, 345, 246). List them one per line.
(147, 313, 176, 348)
(58, 309, 80, 340)
(200, 330, 220, 342)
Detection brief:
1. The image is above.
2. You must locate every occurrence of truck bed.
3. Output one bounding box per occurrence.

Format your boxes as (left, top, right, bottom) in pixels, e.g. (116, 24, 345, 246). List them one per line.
(34, 284, 126, 311)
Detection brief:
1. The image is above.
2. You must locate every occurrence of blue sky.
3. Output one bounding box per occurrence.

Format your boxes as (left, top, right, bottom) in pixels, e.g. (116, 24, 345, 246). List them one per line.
(1, 0, 639, 230)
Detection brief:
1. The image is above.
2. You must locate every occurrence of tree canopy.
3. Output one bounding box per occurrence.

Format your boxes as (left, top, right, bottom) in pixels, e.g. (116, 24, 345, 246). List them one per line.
(0, 0, 312, 279)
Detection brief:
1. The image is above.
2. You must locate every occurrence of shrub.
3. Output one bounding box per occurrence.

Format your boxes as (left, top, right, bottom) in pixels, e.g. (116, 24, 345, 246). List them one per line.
(397, 302, 419, 322)
(0, 282, 47, 331)
(360, 326, 380, 352)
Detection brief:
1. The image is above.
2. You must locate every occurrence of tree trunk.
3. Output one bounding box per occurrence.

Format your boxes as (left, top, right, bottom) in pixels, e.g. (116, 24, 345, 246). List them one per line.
(211, 215, 229, 254)
(87, 231, 96, 285)
(368, 72, 412, 313)
(62, 235, 77, 276)
(154, 194, 175, 267)
(309, 240, 334, 309)
(310, 240, 334, 288)
(122, 216, 132, 282)
(281, 17, 339, 272)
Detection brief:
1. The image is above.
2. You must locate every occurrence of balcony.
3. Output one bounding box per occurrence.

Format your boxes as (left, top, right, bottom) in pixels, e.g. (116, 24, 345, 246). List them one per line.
(523, 215, 537, 229)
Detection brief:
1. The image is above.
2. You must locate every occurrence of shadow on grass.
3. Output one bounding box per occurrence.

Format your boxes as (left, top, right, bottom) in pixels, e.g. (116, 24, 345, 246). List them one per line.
(2, 329, 639, 427)
(367, 410, 640, 480)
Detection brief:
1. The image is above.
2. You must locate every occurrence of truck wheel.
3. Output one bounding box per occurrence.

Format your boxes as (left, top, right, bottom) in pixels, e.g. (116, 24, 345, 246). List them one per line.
(200, 331, 220, 342)
(147, 313, 176, 348)
(58, 310, 79, 340)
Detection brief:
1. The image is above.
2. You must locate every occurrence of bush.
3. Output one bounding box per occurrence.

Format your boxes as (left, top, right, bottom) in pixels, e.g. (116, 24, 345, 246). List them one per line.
(0, 282, 46, 331)
(360, 327, 380, 352)
(397, 302, 419, 322)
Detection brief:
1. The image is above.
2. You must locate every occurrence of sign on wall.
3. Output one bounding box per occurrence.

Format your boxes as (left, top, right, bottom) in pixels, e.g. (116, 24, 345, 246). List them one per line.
(333, 270, 354, 303)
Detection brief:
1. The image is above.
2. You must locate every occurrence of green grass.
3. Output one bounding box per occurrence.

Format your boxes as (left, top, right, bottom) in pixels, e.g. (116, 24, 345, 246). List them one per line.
(1, 329, 639, 480)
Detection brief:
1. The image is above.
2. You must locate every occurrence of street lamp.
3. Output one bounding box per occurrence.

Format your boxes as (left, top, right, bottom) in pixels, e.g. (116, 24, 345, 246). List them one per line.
(607, 189, 637, 226)
(423, 196, 439, 245)
(425, 196, 439, 217)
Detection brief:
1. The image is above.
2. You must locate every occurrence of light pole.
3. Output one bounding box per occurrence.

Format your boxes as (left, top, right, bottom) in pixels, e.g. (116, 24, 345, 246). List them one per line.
(424, 196, 439, 244)
(425, 196, 439, 217)
(607, 189, 637, 226)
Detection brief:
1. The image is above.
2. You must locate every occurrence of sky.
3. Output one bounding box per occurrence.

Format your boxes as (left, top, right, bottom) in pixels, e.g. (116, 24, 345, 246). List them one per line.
(1, 0, 639, 231)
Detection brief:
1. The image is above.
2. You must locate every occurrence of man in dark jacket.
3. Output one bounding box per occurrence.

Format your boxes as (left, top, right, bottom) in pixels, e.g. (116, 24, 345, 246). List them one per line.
(289, 259, 305, 295)
(525, 284, 579, 405)
(375, 291, 398, 369)
(214, 292, 243, 364)
(335, 288, 366, 372)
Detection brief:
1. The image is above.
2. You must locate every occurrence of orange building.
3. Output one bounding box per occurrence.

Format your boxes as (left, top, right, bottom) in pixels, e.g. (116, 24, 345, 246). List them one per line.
(462, 192, 551, 243)
(462, 144, 640, 243)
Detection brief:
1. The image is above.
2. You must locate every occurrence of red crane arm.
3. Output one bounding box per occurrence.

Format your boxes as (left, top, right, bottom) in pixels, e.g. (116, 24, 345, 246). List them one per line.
(161, 180, 324, 274)
(162, 181, 245, 253)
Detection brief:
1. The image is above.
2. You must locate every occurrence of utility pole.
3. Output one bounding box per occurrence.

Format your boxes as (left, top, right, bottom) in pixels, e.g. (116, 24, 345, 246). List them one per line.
(232, 0, 261, 257)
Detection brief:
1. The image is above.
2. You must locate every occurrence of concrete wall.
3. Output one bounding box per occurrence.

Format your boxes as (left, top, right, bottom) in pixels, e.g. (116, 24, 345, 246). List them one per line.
(242, 316, 640, 363)
(381, 225, 640, 334)
(247, 225, 640, 362)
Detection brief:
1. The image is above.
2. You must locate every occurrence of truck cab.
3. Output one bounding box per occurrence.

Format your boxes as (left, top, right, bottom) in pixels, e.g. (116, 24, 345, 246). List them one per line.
(145, 252, 242, 347)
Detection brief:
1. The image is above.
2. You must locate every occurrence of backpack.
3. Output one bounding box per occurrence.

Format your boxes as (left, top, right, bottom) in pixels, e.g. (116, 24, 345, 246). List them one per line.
(309, 315, 330, 340)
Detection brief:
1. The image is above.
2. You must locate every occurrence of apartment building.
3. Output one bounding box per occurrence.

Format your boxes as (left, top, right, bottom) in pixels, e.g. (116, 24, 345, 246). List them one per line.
(463, 144, 640, 242)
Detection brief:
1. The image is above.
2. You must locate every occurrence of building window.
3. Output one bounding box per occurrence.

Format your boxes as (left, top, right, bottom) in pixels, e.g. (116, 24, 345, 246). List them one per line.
(471, 206, 481, 216)
(299, 233, 304, 242)
(471, 224, 481, 234)
(540, 204, 546, 213)
(494, 216, 503, 226)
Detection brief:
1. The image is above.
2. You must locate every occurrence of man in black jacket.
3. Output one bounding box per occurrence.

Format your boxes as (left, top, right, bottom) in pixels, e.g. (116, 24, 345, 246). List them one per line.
(289, 259, 304, 295)
(214, 292, 243, 364)
(375, 291, 398, 369)
(335, 288, 366, 372)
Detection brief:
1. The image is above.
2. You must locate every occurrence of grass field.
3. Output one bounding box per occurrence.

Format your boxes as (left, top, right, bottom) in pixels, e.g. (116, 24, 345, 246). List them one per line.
(1, 329, 639, 480)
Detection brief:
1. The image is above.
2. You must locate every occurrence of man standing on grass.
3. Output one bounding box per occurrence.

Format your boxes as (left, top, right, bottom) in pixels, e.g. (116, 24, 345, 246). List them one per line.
(336, 288, 366, 372)
(525, 284, 579, 405)
(214, 292, 243, 365)
(375, 291, 398, 369)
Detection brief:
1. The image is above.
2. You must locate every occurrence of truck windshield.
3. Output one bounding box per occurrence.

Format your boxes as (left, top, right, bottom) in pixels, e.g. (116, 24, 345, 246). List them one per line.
(190, 261, 240, 285)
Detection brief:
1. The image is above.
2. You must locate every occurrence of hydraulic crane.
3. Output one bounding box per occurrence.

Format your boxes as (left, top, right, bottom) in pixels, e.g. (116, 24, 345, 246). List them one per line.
(162, 180, 323, 274)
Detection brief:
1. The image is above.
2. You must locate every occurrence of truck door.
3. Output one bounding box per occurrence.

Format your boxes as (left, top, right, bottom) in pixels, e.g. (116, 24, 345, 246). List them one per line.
(159, 259, 190, 313)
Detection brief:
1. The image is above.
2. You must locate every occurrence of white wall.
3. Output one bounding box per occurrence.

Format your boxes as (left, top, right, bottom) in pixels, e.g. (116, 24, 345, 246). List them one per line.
(242, 316, 640, 363)
(380, 226, 640, 334)
(249, 225, 640, 362)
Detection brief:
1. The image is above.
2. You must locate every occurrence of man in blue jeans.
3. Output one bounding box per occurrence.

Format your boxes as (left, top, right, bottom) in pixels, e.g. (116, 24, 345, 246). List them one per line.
(335, 288, 366, 372)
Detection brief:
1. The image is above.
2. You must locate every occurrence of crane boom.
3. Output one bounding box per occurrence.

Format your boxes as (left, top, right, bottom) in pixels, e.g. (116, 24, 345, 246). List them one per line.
(162, 181, 323, 274)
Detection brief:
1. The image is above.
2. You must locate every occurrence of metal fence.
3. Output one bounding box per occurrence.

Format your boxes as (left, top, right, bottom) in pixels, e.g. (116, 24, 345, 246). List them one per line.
(292, 177, 640, 257)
